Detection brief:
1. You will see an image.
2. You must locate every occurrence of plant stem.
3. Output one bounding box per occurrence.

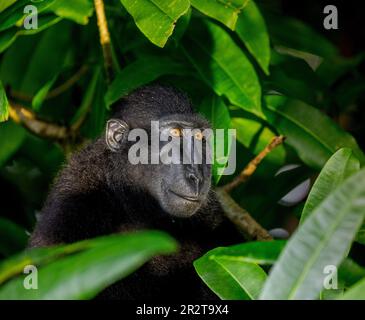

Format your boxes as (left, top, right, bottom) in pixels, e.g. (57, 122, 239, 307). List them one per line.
(94, 0, 114, 83)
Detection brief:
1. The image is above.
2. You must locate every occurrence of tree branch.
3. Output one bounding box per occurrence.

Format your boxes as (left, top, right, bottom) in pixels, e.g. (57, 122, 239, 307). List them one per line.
(217, 135, 286, 241)
(216, 188, 273, 241)
(9, 102, 72, 141)
(223, 135, 285, 193)
(94, 0, 114, 83)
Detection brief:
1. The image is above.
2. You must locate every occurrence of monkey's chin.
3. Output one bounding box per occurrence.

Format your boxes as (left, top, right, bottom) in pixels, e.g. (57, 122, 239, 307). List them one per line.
(160, 192, 202, 218)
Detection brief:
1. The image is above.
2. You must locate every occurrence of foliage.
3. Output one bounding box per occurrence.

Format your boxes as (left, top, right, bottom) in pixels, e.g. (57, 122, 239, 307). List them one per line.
(0, 0, 364, 300)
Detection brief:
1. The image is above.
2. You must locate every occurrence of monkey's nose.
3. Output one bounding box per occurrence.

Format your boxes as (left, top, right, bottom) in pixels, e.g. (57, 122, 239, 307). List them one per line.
(187, 173, 201, 196)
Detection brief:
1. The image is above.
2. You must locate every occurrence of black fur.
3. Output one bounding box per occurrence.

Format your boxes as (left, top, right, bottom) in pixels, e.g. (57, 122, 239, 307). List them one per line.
(29, 85, 243, 299)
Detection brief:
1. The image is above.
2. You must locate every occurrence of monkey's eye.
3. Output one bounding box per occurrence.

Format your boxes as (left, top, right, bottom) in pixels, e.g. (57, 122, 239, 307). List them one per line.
(170, 128, 182, 137)
(194, 131, 204, 140)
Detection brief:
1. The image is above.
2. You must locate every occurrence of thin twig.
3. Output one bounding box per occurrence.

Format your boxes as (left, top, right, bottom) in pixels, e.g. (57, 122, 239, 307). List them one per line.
(216, 188, 273, 241)
(94, 0, 114, 82)
(9, 102, 70, 140)
(223, 135, 285, 193)
(10, 65, 89, 102)
(9, 103, 68, 140)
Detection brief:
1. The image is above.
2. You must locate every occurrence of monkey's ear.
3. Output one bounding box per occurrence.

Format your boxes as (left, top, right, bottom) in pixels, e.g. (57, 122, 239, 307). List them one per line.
(106, 119, 129, 152)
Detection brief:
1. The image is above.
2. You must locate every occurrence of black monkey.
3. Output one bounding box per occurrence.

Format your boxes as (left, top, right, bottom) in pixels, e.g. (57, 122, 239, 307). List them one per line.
(29, 85, 243, 299)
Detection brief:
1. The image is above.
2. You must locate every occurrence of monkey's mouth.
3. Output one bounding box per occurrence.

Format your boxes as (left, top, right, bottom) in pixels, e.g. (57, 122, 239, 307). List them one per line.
(168, 189, 200, 202)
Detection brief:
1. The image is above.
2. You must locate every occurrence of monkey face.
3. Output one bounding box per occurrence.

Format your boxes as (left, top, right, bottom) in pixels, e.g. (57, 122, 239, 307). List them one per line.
(147, 121, 213, 218)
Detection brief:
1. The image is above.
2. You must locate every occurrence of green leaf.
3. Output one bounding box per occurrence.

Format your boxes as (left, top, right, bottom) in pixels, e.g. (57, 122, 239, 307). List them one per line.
(356, 225, 365, 245)
(235, 0, 270, 74)
(316, 53, 365, 86)
(0, 121, 26, 168)
(19, 21, 71, 96)
(47, 0, 94, 25)
(32, 71, 60, 111)
(267, 53, 325, 106)
(0, 0, 17, 13)
(198, 94, 232, 184)
(260, 169, 365, 300)
(0, 0, 57, 33)
(194, 241, 285, 300)
(300, 148, 360, 224)
(0, 231, 177, 299)
(182, 19, 261, 117)
(73, 67, 107, 139)
(338, 258, 365, 288)
(341, 278, 365, 300)
(265, 13, 338, 59)
(0, 81, 9, 122)
(119, 0, 190, 47)
(105, 56, 187, 107)
(0, 27, 17, 53)
(0, 218, 28, 257)
(264, 96, 365, 169)
(71, 67, 100, 127)
(232, 117, 286, 166)
(190, 0, 249, 30)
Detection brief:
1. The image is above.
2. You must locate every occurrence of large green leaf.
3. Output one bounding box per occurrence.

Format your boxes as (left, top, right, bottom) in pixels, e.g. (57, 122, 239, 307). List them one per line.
(194, 241, 285, 299)
(264, 96, 365, 169)
(182, 19, 261, 117)
(0, 81, 9, 122)
(0, 231, 177, 299)
(47, 0, 93, 25)
(190, 0, 249, 30)
(260, 169, 365, 300)
(338, 258, 365, 288)
(232, 117, 286, 166)
(341, 278, 365, 300)
(105, 56, 188, 107)
(300, 148, 360, 224)
(19, 21, 71, 96)
(265, 13, 338, 59)
(119, 0, 190, 47)
(0, 0, 17, 13)
(0, 27, 17, 53)
(267, 53, 325, 106)
(0, 121, 26, 168)
(235, 0, 270, 74)
(198, 94, 232, 184)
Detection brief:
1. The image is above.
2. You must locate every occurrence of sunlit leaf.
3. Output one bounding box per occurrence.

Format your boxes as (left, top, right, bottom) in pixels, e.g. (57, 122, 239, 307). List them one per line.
(300, 148, 360, 224)
(119, 0, 190, 47)
(264, 95, 365, 169)
(0, 81, 9, 122)
(260, 169, 365, 300)
(235, 0, 270, 74)
(48, 0, 94, 25)
(182, 19, 261, 117)
(105, 56, 188, 107)
(0, 231, 177, 299)
(195, 241, 285, 299)
(341, 277, 365, 300)
(190, 0, 249, 30)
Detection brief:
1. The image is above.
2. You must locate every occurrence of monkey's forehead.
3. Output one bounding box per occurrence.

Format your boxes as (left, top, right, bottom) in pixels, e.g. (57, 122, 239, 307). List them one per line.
(156, 113, 211, 129)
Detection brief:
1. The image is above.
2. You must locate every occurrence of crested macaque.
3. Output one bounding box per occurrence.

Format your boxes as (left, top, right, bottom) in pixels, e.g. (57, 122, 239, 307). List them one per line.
(29, 85, 243, 299)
